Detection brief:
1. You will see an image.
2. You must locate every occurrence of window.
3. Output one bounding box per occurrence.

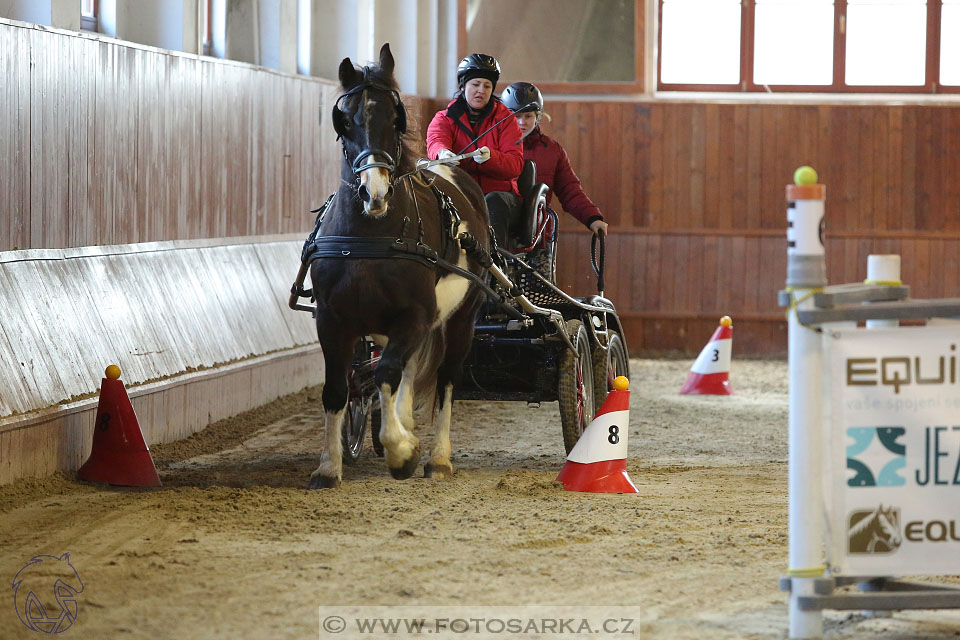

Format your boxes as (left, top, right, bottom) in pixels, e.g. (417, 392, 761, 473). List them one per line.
(80, 0, 97, 32)
(461, 0, 644, 93)
(658, 0, 956, 93)
(940, 0, 960, 84)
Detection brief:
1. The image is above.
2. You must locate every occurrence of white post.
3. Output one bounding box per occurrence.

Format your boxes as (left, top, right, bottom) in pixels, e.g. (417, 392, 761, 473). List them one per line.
(865, 255, 901, 330)
(785, 178, 827, 639)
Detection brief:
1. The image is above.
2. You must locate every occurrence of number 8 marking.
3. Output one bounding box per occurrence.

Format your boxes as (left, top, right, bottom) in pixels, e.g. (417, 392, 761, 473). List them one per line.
(608, 425, 620, 444)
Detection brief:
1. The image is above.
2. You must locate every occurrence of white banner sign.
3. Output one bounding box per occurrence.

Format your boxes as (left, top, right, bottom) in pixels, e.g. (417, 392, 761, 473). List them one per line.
(823, 325, 960, 575)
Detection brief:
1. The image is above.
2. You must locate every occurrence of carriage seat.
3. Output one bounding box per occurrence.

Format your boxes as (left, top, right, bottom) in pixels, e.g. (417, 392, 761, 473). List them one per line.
(513, 160, 550, 249)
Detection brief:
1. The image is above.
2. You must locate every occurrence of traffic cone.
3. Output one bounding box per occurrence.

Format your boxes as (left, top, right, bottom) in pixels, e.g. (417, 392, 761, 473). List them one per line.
(679, 316, 733, 395)
(77, 365, 161, 487)
(556, 376, 637, 493)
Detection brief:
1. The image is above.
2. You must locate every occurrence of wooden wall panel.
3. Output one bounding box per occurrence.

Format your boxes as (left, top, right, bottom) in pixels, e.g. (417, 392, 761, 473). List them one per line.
(1, 20, 339, 252)
(7, 19, 960, 357)
(0, 24, 30, 251)
(545, 100, 960, 356)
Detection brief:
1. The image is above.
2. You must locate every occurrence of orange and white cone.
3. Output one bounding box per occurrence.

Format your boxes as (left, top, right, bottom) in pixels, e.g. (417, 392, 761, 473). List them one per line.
(679, 316, 733, 395)
(556, 376, 637, 493)
(77, 365, 161, 487)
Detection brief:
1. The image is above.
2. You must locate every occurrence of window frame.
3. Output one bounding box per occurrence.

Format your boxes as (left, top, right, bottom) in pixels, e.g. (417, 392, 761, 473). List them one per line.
(80, 0, 98, 32)
(657, 0, 957, 94)
(457, 0, 646, 94)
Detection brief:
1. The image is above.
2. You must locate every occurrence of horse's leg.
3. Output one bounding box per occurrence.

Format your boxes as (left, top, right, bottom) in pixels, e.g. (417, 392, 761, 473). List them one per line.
(376, 322, 425, 480)
(424, 298, 481, 479)
(308, 323, 355, 489)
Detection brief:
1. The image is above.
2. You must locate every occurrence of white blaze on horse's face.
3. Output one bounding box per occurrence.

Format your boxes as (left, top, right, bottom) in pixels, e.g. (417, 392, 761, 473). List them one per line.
(359, 167, 391, 216)
(357, 96, 393, 217)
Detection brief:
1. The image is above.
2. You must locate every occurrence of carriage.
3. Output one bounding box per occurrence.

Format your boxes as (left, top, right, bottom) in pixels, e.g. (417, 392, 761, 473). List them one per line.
(291, 156, 630, 463)
(287, 44, 630, 486)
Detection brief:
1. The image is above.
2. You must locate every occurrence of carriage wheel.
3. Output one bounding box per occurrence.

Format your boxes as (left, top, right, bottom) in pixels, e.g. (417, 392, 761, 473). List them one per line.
(558, 319, 596, 454)
(591, 330, 630, 411)
(341, 391, 370, 465)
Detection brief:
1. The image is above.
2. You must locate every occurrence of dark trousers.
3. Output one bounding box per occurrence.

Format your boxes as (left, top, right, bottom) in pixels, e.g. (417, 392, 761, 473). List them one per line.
(485, 191, 521, 248)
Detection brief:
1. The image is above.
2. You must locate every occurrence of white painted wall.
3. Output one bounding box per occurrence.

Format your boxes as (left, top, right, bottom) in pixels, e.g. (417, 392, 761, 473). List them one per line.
(120, 0, 186, 51)
(0, 0, 461, 94)
(0, 0, 79, 30)
(258, 0, 297, 73)
(307, 0, 458, 95)
(226, 0, 258, 64)
(0, 0, 48, 25)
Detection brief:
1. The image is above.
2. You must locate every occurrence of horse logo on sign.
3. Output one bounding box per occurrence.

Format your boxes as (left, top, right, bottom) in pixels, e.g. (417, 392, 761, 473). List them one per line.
(848, 505, 902, 554)
(12, 552, 84, 633)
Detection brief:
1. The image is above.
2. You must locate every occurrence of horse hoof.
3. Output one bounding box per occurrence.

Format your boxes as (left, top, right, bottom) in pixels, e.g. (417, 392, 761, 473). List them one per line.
(424, 462, 454, 478)
(388, 448, 421, 480)
(308, 474, 341, 490)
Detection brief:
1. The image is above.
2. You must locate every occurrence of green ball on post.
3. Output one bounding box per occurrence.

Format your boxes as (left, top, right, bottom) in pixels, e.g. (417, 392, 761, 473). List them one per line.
(793, 165, 818, 186)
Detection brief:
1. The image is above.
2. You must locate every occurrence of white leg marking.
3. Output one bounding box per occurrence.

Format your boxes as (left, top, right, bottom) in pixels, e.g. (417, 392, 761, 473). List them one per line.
(310, 406, 345, 483)
(427, 383, 454, 477)
(395, 358, 418, 432)
(379, 363, 420, 471)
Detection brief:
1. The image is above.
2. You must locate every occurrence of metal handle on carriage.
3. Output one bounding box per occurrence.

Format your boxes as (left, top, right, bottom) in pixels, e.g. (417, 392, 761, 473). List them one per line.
(591, 231, 606, 297)
(415, 149, 484, 171)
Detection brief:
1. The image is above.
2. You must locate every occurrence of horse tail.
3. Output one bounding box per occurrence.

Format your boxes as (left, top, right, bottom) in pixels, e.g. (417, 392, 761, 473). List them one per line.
(410, 324, 445, 413)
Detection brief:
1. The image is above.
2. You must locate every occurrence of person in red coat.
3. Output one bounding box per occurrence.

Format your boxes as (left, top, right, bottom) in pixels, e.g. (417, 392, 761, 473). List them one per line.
(426, 54, 523, 246)
(501, 82, 608, 238)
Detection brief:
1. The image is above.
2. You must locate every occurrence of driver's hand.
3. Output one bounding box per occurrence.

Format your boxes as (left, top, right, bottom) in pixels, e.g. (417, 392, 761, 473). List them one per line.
(437, 148, 456, 161)
(589, 220, 609, 236)
(474, 146, 492, 164)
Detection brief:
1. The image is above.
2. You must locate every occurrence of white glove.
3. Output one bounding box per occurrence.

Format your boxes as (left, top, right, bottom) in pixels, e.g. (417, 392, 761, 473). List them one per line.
(437, 148, 456, 160)
(474, 146, 491, 164)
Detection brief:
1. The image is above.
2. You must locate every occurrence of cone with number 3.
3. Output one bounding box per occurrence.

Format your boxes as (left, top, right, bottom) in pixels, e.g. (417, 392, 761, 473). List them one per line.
(679, 316, 733, 395)
(556, 376, 637, 494)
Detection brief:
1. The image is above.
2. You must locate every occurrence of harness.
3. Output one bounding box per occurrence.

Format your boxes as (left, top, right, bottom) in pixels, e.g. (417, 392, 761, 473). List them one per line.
(292, 176, 514, 317)
(290, 72, 516, 317)
(301, 179, 463, 270)
(333, 73, 406, 184)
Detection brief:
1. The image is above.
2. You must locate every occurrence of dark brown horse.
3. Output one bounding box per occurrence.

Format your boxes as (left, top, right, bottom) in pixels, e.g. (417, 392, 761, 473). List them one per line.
(307, 44, 492, 488)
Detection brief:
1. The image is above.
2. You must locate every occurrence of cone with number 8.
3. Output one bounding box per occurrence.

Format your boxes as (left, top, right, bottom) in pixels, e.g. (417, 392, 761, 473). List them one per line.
(556, 376, 637, 493)
(679, 316, 733, 395)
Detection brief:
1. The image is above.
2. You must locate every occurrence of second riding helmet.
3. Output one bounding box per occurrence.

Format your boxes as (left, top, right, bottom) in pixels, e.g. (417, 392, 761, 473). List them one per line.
(501, 82, 543, 114)
(457, 53, 501, 88)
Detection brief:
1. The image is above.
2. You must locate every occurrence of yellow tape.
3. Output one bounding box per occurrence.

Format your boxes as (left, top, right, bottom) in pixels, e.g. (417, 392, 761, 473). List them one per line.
(787, 565, 827, 578)
(863, 279, 902, 286)
(783, 286, 824, 333)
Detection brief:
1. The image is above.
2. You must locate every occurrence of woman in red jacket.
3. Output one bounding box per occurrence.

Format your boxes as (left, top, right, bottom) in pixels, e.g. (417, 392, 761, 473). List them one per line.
(501, 82, 608, 238)
(426, 54, 523, 247)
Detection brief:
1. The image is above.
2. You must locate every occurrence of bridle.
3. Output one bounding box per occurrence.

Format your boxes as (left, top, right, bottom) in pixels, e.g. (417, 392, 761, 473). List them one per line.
(333, 74, 407, 186)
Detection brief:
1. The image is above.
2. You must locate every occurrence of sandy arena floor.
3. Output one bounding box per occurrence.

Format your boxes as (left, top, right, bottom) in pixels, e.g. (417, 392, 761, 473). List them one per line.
(2, 359, 959, 639)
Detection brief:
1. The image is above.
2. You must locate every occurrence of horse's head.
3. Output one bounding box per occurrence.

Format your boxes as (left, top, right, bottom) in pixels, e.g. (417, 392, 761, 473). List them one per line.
(333, 43, 407, 216)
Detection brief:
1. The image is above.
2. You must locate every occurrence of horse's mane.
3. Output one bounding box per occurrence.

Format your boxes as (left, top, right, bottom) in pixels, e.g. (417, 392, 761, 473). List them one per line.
(356, 62, 426, 173)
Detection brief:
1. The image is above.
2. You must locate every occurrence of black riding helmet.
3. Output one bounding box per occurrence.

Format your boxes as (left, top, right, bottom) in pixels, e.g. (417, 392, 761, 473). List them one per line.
(457, 53, 501, 89)
(501, 82, 543, 114)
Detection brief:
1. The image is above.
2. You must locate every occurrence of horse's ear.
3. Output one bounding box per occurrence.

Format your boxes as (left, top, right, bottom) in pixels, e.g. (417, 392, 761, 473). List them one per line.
(339, 57, 361, 89)
(332, 105, 348, 139)
(378, 43, 395, 77)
